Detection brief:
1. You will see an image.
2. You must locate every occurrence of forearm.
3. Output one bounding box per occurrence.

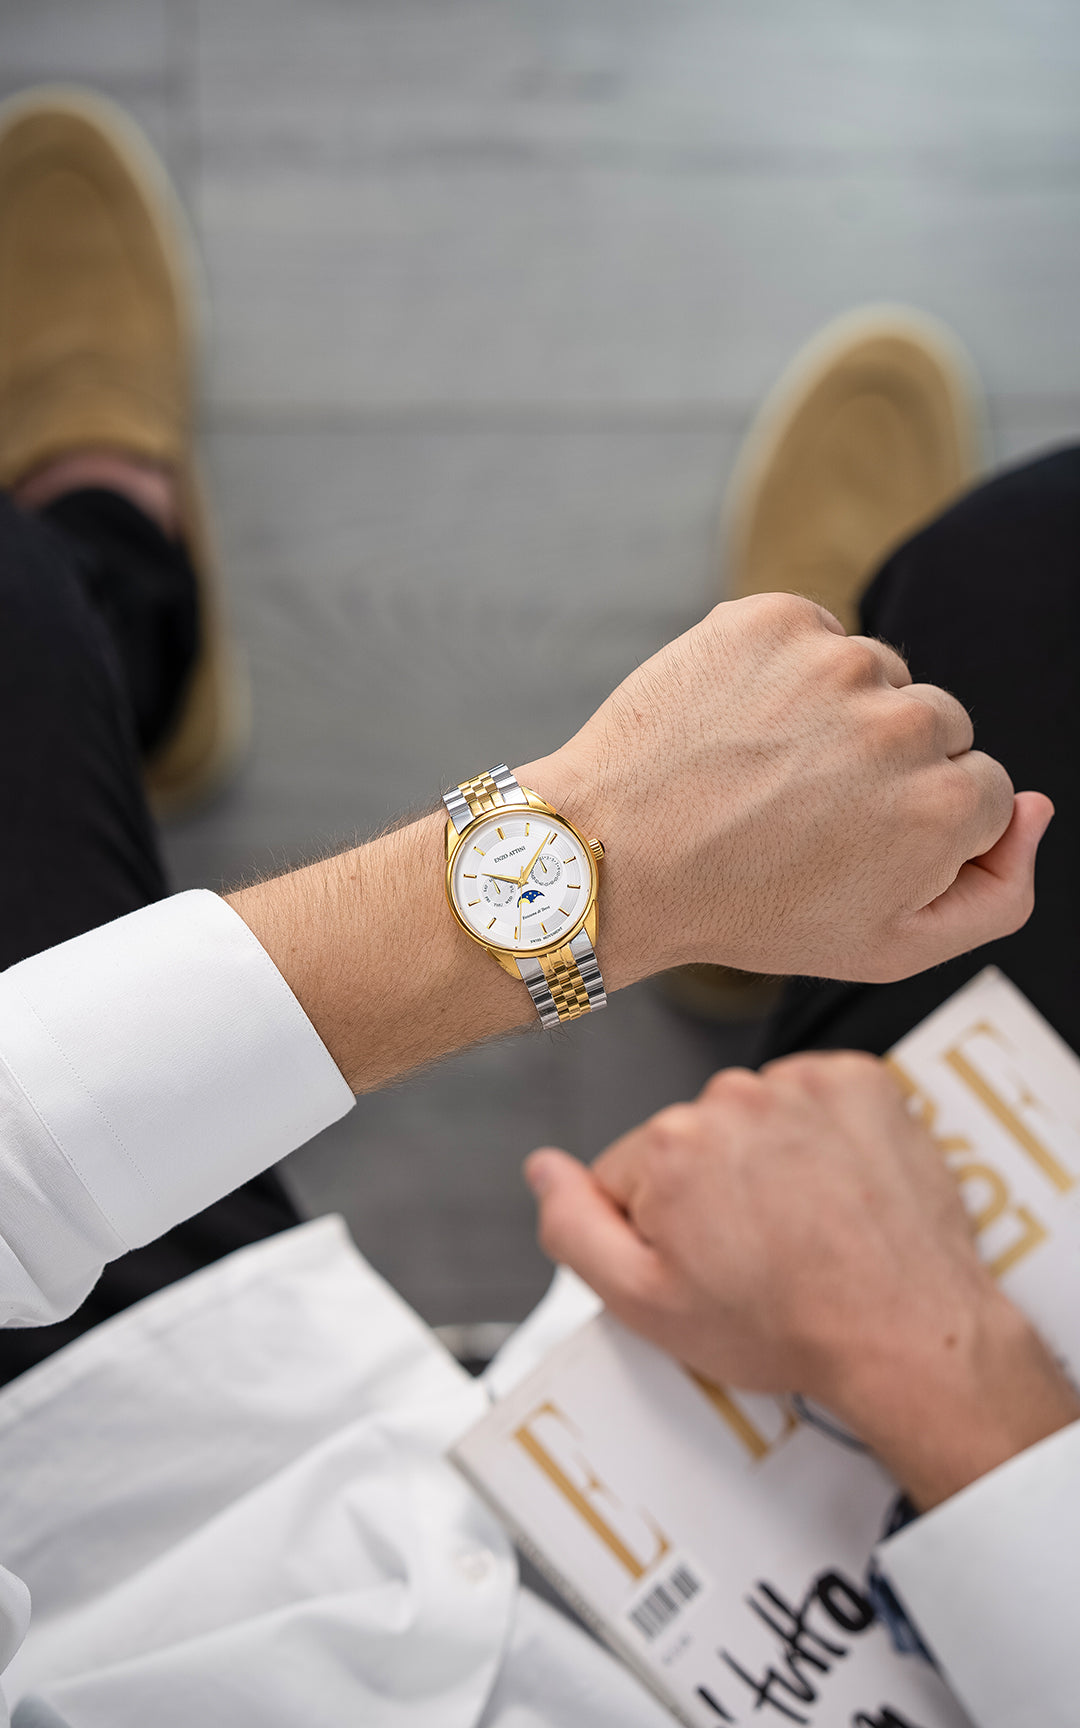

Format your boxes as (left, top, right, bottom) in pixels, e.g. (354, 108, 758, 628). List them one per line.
(225, 749, 650, 1094)
(828, 1290, 1080, 1512)
(228, 807, 527, 1094)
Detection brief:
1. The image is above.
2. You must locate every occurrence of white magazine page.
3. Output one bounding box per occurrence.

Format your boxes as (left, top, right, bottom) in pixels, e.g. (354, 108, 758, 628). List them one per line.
(453, 968, 1080, 1728)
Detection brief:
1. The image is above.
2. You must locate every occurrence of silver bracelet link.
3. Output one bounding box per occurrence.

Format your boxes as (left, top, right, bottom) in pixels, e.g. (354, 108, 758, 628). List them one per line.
(442, 763, 527, 834)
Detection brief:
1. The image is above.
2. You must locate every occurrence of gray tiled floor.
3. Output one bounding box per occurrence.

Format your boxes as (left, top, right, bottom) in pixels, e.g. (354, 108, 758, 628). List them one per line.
(3, 0, 1079, 1324)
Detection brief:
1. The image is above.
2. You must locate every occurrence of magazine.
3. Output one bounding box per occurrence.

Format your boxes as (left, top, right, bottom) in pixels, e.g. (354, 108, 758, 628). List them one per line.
(452, 968, 1080, 1728)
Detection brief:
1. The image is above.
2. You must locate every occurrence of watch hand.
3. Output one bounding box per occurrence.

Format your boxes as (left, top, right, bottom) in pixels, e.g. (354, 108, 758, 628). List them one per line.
(519, 831, 554, 887)
(483, 871, 524, 885)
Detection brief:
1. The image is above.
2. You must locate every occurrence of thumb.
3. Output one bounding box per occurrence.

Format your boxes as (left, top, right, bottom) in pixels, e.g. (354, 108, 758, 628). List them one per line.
(524, 1148, 659, 1306)
(904, 790, 1053, 966)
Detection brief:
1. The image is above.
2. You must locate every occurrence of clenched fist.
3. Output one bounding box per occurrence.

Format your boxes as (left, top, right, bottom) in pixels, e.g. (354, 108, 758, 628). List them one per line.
(521, 593, 1051, 985)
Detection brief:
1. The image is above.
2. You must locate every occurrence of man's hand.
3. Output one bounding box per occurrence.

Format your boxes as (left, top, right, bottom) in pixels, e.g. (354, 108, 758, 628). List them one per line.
(229, 593, 1050, 1093)
(526, 1053, 1080, 1509)
(532, 593, 1051, 986)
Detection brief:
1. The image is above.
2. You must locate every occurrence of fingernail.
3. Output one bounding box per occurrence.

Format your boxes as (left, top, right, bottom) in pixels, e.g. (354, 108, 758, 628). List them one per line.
(524, 1152, 555, 1196)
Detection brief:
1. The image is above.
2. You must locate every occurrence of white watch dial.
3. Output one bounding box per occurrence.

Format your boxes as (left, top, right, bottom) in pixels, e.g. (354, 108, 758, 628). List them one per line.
(451, 812, 592, 953)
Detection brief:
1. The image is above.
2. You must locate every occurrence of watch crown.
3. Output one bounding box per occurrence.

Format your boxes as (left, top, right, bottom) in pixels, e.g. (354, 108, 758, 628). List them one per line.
(588, 837, 605, 862)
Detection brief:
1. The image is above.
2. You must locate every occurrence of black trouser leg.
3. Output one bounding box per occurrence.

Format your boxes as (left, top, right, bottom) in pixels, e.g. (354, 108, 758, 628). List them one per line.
(760, 444, 1080, 1065)
(0, 489, 299, 1386)
(0, 490, 178, 968)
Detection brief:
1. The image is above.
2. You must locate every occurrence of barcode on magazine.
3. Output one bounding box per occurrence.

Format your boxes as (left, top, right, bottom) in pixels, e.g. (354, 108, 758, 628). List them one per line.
(628, 1561, 702, 1640)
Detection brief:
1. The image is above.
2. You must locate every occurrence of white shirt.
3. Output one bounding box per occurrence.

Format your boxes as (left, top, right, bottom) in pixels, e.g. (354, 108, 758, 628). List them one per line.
(0, 890, 1075, 1728)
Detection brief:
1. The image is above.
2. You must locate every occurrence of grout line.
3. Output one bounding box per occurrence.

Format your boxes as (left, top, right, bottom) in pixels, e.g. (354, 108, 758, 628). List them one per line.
(198, 394, 1080, 437)
(200, 403, 760, 434)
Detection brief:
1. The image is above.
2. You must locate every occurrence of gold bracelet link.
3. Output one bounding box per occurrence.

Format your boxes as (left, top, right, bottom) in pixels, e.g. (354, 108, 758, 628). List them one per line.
(458, 770, 509, 819)
(537, 944, 595, 1022)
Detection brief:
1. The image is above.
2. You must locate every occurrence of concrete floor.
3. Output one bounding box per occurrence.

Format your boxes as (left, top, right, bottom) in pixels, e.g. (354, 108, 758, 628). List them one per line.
(3, 0, 1078, 1324)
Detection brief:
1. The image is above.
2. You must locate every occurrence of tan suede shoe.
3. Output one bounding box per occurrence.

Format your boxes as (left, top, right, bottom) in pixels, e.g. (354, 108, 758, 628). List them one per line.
(0, 87, 248, 812)
(723, 304, 983, 633)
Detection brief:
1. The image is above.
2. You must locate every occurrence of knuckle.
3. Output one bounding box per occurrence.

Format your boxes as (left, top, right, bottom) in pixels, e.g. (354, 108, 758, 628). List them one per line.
(951, 754, 1014, 833)
(702, 1066, 762, 1105)
(777, 1051, 843, 1097)
(831, 1049, 886, 1088)
(700, 1069, 731, 1104)
(772, 1048, 880, 1097)
(962, 767, 1011, 835)
(875, 635, 913, 681)
(982, 758, 1017, 827)
(835, 637, 885, 688)
(877, 692, 941, 757)
(934, 686, 973, 736)
(745, 590, 825, 637)
(761, 1052, 833, 1105)
(648, 1102, 699, 1153)
(765, 1051, 817, 1085)
(926, 764, 984, 834)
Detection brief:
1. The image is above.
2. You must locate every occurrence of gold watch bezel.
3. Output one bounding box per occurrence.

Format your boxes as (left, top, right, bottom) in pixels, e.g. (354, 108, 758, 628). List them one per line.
(444, 788, 600, 967)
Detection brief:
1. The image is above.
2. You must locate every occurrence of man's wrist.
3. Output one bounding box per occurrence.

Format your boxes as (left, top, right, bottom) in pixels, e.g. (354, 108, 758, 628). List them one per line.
(230, 748, 631, 1096)
(824, 1286, 1080, 1511)
(514, 747, 654, 991)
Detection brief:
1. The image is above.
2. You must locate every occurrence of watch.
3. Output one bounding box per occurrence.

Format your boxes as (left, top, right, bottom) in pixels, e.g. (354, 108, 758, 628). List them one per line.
(443, 764, 607, 1028)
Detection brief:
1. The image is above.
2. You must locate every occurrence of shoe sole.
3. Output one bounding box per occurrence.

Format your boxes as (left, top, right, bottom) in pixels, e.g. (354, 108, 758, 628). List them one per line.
(722, 302, 986, 614)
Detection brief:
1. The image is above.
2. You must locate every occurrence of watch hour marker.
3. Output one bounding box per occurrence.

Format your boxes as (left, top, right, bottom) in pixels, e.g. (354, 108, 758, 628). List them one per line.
(468, 899, 480, 907)
(496, 827, 504, 840)
(566, 883, 580, 890)
(487, 917, 497, 930)
(540, 922, 548, 935)
(474, 847, 485, 855)
(463, 873, 476, 879)
(525, 822, 530, 835)
(562, 857, 573, 864)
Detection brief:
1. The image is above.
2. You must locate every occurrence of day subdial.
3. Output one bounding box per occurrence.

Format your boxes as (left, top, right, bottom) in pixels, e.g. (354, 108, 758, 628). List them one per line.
(529, 852, 563, 889)
(481, 875, 518, 908)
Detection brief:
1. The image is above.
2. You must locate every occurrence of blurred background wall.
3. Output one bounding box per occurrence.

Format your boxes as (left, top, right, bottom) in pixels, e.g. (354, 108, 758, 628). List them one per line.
(3, 0, 1078, 1326)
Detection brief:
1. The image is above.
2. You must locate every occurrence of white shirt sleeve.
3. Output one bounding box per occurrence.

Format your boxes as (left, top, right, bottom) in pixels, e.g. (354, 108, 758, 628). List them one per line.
(0, 889, 354, 1327)
(876, 1418, 1080, 1728)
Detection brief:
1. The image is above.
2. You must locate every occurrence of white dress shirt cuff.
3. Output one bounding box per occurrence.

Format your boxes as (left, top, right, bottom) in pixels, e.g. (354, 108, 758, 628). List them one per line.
(876, 1418, 1080, 1728)
(0, 890, 354, 1325)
